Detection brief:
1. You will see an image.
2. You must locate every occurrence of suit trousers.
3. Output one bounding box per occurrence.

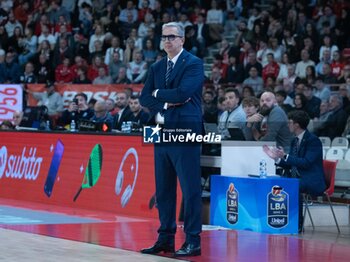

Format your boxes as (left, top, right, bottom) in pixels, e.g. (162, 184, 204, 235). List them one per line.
(154, 142, 202, 246)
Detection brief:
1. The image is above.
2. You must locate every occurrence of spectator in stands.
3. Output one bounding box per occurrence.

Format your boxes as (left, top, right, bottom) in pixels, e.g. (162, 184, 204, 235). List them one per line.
(330, 50, 344, 79)
(295, 49, 315, 79)
(72, 66, 91, 84)
(241, 96, 260, 140)
(266, 37, 283, 63)
(13, 1, 30, 25)
(212, 54, 228, 79)
(241, 85, 255, 99)
(123, 37, 139, 64)
(138, 12, 155, 39)
(119, 0, 138, 23)
(93, 67, 112, 84)
(128, 95, 149, 126)
(202, 90, 218, 124)
(106, 98, 118, 116)
(293, 93, 307, 111)
(34, 13, 51, 36)
(302, 84, 321, 118)
(262, 53, 280, 83)
(244, 51, 263, 78)
(143, 39, 158, 66)
(38, 25, 56, 50)
(142, 27, 160, 52)
(316, 49, 331, 76)
(90, 100, 114, 130)
(218, 88, 246, 139)
(55, 57, 74, 84)
(338, 64, 350, 83)
(0, 26, 9, 51)
(114, 91, 133, 130)
(120, 11, 138, 42)
(89, 23, 105, 54)
(321, 63, 337, 86)
(304, 65, 316, 85)
(126, 51, 147, 84)
(316, 5, 336, 32)
(70, 55, 88, 79)
(19, 62, 37, 84)
(183, 25, 200, 57)
(277, 53, 292, 81)
(245, 91, 293, 150)
(54, 14, 72, 35)
(89, 39, 104, 62)
(309, 100, 332, 134)
(88, 55, 108, 82)
(18, 27, 38, 66)
(54, 23, 74, 50)
(104, 36, 124, 65)
(108, 52, 126, 82)
(316, 94, 348, 139)
(35, 53, 54, 83)
(275, 90, 293, 114)
(12, 111, 24, 129)
(243, 66, 264, 95)
(226, 55, 244, 84)
(78, 2, 93, 37)
(138, 1, 153, 24)
(48, 0, 71, 25)
(206, 0, 224, 44)
(53, 38, 74, 68)
(115, 67, 131, 84)
(319, 34, 338, 62)
(5, 10, 22, 37)
(0, 51, 20, 83)
(29, 82, 64, 117)
(7, 26, 23, 55)
(314, 77, 331, 102)
(192, 13, 209, 58)
(206, 66, 225, 91)
(59, 92, 94, 126)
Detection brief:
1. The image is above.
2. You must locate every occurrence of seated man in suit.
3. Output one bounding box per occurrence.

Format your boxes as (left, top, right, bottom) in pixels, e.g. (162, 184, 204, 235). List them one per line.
(114, 91, 133, 130)
(263, 110, 326, 232)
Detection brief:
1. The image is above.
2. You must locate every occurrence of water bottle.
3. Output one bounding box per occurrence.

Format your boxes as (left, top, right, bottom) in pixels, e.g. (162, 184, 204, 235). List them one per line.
(259, 159, 267, 178)
(126, 121, 132, 133)
(45, 120, 51, 131)
(121, 121, 126, 132)
(70, 120, 76, 132)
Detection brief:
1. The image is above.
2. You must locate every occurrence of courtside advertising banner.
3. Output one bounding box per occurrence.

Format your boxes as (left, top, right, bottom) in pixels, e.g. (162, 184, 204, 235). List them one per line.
(0, 132, 179, 219)
(26, 84, 143, 107)
(0, 85, 23, 122)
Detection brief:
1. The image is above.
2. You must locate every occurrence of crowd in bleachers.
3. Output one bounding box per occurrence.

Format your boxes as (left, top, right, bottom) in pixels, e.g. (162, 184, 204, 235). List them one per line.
(1, 0, 350, 137)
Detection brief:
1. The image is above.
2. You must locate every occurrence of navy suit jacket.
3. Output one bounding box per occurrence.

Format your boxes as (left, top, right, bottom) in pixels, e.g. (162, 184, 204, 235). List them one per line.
(140, 50, 204, 134)
(278, 130, 326, 196)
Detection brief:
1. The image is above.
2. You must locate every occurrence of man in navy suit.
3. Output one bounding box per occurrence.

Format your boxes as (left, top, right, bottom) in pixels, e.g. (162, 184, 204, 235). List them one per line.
(263, 110, 326, 231)
(140, 22, 204, 257)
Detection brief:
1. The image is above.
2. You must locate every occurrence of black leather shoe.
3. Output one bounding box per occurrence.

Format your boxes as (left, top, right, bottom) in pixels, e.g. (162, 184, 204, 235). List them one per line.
(140, 241, 175, 254)
(174, 242, 201, 257)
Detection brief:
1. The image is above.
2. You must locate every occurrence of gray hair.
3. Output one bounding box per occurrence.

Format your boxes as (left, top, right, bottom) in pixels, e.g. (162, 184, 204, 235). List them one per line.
(162, 22, 184, 37)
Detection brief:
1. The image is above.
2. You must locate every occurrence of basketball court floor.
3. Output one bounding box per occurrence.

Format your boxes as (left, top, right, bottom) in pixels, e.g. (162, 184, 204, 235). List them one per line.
(1, 198, 349, 262)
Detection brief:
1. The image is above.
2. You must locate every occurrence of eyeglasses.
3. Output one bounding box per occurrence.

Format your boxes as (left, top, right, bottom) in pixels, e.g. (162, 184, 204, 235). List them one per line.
(161, 34, 183, 41)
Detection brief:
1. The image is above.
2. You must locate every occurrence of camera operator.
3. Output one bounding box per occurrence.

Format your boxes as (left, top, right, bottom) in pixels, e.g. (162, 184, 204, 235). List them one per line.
(244, 91, 293, 151)
(59, 92, 94, 128)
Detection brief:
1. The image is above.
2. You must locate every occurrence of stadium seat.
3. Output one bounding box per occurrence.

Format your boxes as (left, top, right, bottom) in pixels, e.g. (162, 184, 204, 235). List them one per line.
(331, 137, 349, 149)
(319, 136, 331, 149)
(325, 147, 345, 160)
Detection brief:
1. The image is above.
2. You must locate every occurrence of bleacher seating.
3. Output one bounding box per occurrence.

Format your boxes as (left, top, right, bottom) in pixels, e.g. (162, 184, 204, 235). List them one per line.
(331, 137, 349, 150)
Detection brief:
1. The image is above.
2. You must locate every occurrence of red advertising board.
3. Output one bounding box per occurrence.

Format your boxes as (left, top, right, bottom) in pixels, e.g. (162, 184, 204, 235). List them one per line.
(0, 131, 177, 219)
(0, 85, 23, 122)
(26, 84, 143, 107)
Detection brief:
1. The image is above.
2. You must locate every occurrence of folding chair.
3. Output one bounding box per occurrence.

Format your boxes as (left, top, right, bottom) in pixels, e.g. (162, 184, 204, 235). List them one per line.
(302, 160, 340, 233)
(331, 137, 349, 149)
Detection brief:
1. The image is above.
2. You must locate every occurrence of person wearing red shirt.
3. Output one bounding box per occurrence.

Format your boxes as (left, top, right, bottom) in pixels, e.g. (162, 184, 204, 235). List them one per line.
(55, 57, 74, 83)
(330, 50, 344, 79)
(262, 53, 280, 83)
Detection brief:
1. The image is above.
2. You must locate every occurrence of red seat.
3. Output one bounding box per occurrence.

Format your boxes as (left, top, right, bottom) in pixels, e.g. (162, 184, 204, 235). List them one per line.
(302, 160, 340, 233)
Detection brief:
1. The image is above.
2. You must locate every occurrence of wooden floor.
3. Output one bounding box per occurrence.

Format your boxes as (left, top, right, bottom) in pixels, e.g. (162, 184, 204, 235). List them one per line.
(1, 199, 350, 262)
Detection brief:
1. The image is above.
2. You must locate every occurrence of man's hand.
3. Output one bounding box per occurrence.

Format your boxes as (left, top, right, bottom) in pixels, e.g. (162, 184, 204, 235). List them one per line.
(263, 145, 285, 161)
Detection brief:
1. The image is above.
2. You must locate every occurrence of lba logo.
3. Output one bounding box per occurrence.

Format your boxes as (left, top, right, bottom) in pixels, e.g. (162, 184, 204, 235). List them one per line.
(143, 124, 162, 143)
